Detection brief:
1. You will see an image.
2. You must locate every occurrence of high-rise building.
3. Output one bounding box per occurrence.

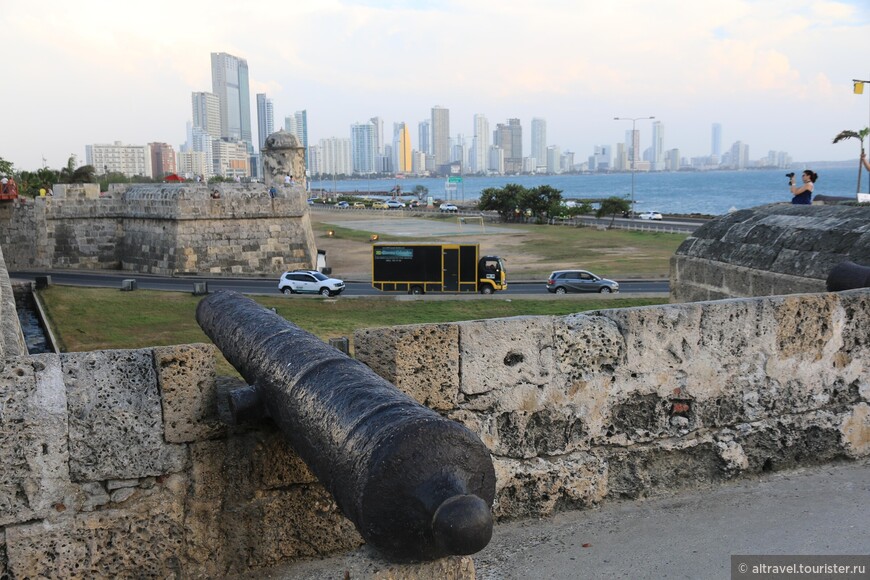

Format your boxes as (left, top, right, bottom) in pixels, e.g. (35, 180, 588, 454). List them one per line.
(561, 151, 575, 173)
(149, 142, 177, 179)
(712, 123, 722, 157)
(212, 140, 249, 179)
(729, 141, 749, 169)
(531, 118, 547, 170)
(393, 123, 412, 173)
(666, 149, 681, 171)
(285, 110, 309, 168)
(615, 143, 627, 171)
(626, 129, 640, 167)
(651, 121, 665, 171)
(546, 145, 561, 174)
(418, 120, 431, 156)
(86, 142, 152, 178)
(190, 128, 214, 177)
(256, 94, 274, 152)
(177, 150, 210, 179)
(592, 145, 612, 171)
(471, 114, 490, 174)
(493, 119, 522, 174)
(488, 145, 504, 175)
(351, 122, 376, 174)
(210, 52, 252, 146)
(317, 137, 352, 176)
(370, 117, 384, 156)
(431, 106, 450, 169)
(191, 92, 221, 139)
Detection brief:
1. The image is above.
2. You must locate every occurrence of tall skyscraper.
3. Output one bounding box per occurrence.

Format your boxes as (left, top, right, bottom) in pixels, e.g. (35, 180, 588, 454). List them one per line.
(494, 119, 522, 174)
(431, 106, 450, 169)
(531, 118, 547, 169)
(370, 117, 384, 156)
(351, 122, 376, 174)
(418, 120, 431, 156)
(711, 123, 722, 157)
(393, 123, 412, 173)
(626, 129, 640, 167)
(472, 114, 490, 174)
(191, 92, 221, 139)
(285, 110, 309, 168)
(256, 94, 274, 152)
(210, 52, 252, 146)
(651, 121, 665, 171)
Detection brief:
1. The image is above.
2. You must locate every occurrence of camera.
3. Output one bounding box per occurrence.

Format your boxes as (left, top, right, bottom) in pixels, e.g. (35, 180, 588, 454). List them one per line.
(785, 172, 795, 179)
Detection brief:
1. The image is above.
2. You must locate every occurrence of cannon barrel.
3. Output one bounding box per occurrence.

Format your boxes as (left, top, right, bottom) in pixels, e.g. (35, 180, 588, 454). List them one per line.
(826, 261, 870, 292)
(196, 291, 495, 561)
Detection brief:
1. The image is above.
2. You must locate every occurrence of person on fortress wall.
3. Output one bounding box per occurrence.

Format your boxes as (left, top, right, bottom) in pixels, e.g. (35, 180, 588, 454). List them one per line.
(284, 174, 292, 186)
(269, 185, 278, 198)
(789, 169, 817, 205)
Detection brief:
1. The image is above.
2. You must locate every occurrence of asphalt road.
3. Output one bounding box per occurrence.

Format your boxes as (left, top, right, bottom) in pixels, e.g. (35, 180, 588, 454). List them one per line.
(10, 271, 669, 296)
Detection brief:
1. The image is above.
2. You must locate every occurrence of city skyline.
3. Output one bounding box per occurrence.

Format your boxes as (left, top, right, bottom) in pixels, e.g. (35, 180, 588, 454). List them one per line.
(2, 0, 868, 171)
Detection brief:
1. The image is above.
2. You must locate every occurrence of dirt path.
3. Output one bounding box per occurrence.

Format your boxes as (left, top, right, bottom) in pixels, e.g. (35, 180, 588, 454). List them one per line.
(310, 211, 550, 280)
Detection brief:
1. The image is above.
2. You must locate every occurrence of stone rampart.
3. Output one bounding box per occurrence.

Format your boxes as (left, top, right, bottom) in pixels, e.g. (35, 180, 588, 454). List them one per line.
(2, 241, 868, 576)
(353, 291, 870, 519)
(671, 204, 870, 302)
(0, 183, 317, 276)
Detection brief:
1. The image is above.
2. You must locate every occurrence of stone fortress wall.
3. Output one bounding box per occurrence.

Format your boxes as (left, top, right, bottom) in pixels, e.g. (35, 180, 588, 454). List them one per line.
(1, 241, 867, 576)
(670, 204, 870, 302)
(1, 195, 869, 577)
(0, 182, 318, 276)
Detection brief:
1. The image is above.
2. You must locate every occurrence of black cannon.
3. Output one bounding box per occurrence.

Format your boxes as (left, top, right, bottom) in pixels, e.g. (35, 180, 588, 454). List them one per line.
(826, 261, 870, 292)
(196, 291, 496, 561)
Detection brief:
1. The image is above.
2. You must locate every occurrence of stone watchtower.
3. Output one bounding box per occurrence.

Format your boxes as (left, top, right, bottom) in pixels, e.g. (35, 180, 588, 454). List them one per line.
(261, 129, 306, 189)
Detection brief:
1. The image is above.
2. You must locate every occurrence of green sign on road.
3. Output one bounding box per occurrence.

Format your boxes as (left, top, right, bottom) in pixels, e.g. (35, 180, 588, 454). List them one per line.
(448, 176, 463, 183)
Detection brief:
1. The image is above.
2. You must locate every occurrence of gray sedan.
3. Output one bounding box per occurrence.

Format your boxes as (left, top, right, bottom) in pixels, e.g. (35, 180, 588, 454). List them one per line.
(546, 270, 619, 294)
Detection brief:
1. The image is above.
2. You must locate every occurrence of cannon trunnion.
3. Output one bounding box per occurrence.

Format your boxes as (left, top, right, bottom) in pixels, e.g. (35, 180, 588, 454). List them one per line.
(196, 291, 496, 561)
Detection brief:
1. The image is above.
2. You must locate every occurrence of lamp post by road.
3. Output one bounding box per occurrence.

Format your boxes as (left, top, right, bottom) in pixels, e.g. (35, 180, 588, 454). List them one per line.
(614, 116, 654, 218)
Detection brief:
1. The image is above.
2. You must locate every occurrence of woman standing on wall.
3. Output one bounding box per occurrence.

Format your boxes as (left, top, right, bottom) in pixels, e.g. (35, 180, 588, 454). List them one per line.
(789, 169, 817, 205)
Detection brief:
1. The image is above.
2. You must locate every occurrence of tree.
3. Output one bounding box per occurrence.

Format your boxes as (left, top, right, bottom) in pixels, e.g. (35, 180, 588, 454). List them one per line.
(833, 128, 870, 194)
(520, 185, 563, 221)
(596, 197, 631, 229)
(478, 183, 527, 221)
(0, 156, 13, 177)
(413, 185, 429, 200)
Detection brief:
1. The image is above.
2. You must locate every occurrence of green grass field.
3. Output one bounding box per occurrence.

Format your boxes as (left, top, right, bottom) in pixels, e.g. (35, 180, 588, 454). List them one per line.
(38, 287, 667, 375)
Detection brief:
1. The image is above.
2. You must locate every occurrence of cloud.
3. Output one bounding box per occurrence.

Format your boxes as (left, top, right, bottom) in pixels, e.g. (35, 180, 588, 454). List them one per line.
(2, 0, 868, 169)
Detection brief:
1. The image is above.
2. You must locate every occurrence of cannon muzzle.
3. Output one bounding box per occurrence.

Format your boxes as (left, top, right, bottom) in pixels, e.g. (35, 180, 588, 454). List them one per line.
(196, 291, 496, 561)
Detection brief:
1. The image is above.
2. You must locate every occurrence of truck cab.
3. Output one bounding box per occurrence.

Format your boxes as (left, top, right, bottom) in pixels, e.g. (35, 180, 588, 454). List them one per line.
(478, 255, 507, 294)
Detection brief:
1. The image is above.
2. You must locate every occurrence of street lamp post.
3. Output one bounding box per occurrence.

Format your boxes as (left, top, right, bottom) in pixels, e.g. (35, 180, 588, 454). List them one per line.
(614, 116, 655, 218)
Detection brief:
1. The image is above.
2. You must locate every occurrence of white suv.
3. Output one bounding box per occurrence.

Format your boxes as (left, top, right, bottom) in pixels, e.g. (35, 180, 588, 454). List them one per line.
(637, 211, 663, 220)
(278, 270, 345, 296)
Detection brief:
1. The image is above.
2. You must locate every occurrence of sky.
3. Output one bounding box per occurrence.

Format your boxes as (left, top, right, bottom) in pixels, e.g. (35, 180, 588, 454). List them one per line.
(2, 0, 869, 171)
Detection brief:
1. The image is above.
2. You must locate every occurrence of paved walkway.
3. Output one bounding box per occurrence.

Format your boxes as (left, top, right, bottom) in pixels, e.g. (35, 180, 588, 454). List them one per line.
(242, 459, 870, 579)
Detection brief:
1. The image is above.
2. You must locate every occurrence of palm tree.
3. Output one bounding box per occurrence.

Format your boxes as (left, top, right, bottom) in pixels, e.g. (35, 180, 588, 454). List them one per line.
(833, 128, 870, 194)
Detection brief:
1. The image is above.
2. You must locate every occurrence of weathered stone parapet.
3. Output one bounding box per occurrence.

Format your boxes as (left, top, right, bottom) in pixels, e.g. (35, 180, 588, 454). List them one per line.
(0, 342, 367, 579)
(353, 289, 870, 520)
(671, 204, 870, 302)
(0, 247, 26, 362)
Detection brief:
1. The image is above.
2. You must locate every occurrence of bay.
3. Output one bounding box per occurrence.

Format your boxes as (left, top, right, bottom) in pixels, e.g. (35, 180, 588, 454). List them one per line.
(310, 166, 864, 216)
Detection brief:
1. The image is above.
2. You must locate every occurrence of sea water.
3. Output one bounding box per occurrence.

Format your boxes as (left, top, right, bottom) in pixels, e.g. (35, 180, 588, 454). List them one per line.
(310, 166, 865, 216)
